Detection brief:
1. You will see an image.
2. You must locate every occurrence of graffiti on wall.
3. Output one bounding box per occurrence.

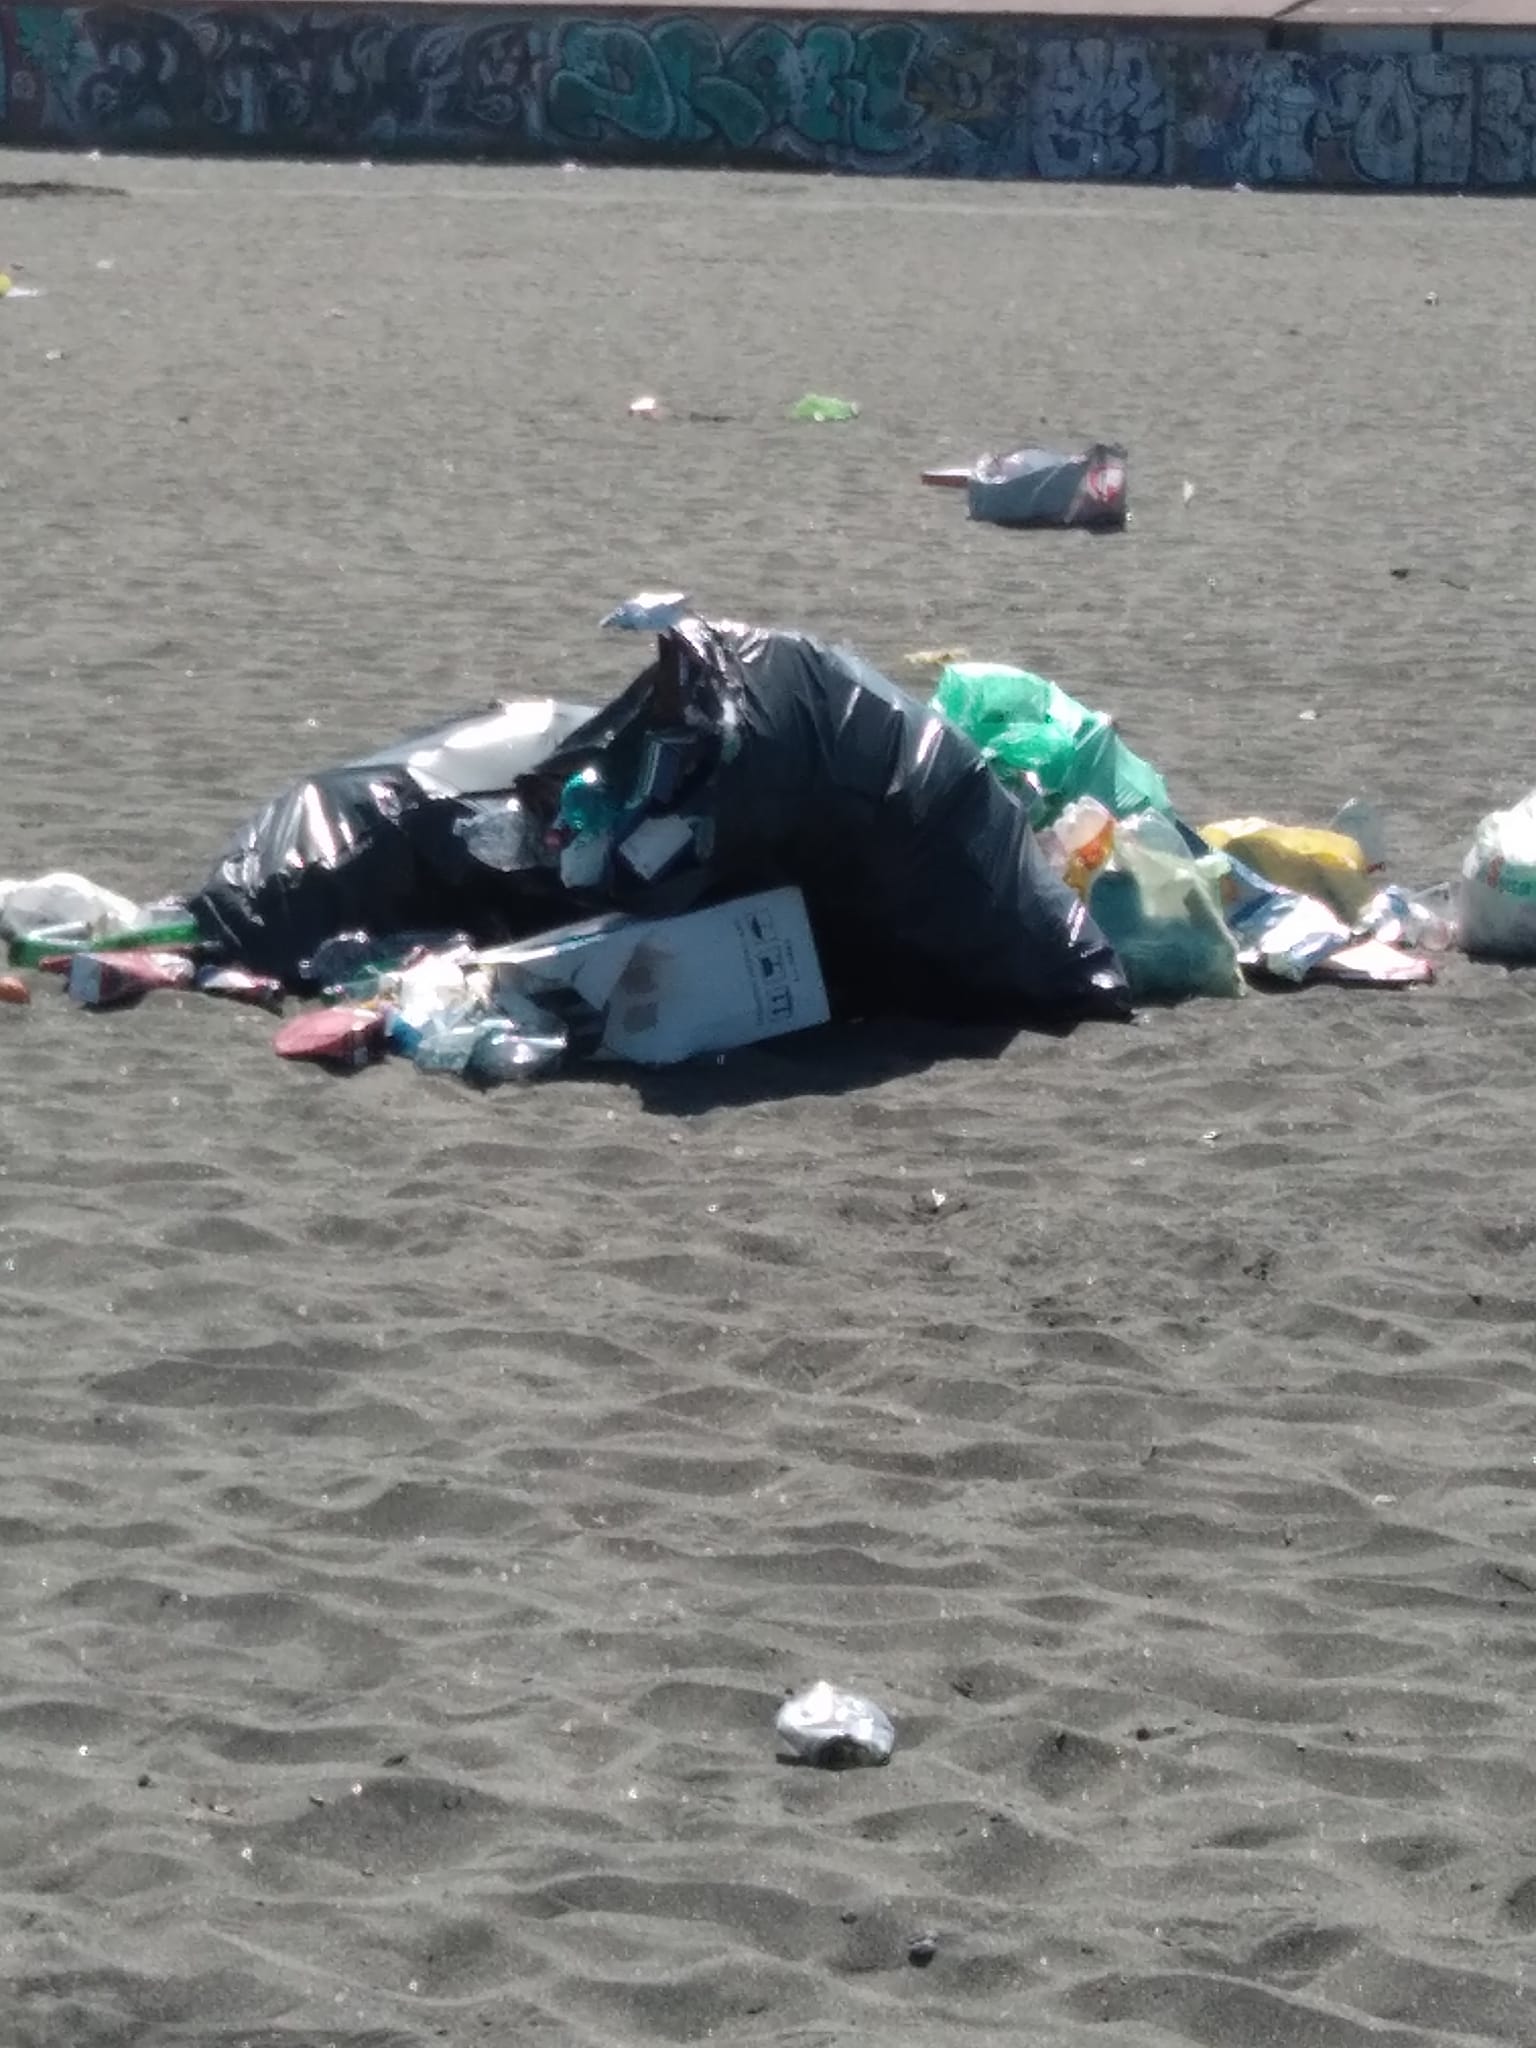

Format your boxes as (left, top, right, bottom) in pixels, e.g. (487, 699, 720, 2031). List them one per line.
(546, 20, 926, 163)
(1031, 38, 1170, 180)
(0, 5, 1533, 189)
(1188, 49, 1473, 186)
(1478, 60, 1536, 185)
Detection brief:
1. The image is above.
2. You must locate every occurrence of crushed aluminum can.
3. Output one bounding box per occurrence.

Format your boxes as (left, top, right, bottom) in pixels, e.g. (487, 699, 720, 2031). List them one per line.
(775, 1682, 895, 1769)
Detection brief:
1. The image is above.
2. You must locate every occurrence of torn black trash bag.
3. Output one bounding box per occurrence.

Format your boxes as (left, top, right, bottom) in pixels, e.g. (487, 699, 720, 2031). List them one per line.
(188, 765, 531, 984)
(510, 616, 1130, 1023)
(189, 615, 1128, 1021)
(189, 699, 595, 984)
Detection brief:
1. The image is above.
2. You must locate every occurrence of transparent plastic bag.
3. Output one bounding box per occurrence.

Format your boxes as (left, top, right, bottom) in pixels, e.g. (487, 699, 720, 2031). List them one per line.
(1089, 814, 1244, 1001)
(0, 871, 141, 939)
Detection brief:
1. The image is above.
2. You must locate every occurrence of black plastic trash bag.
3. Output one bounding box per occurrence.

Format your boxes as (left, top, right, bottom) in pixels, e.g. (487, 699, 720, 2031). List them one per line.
(509, 616, 1130, 1023)
(190, 700, 593, 984)
(968, 443, 1128, 530)
(191, 614, 1128, 1022)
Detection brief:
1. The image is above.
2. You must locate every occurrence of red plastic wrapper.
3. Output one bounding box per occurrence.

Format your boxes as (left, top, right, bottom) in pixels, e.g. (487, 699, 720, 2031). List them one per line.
(0, 975, 30, 1006)
(272, 1006, 382, 1068)
(67, 950, 196, 1008)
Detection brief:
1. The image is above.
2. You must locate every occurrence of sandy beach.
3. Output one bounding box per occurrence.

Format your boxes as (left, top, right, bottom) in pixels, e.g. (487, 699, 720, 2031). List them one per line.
(4, 153, 1536, 2047)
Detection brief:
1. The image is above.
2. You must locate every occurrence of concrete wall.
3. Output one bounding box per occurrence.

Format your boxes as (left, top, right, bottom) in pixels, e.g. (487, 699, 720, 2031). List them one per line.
(3, 4, 1536, 186)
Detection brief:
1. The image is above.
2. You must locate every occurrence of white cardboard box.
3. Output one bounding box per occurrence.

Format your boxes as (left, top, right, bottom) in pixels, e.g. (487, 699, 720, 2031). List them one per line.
(478, 886, 829, 1066)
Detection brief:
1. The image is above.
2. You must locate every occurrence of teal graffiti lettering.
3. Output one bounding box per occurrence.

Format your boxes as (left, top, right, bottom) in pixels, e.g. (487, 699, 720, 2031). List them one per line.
(847, 24, 923, 154)
(649, 20, 767, 148)
(724, 22, 799, 135)
(797, 26, 855, 146)
(546, 24, 672, 143)
(546, 17, 922, 157)
(16, 6, 78, 78)
(795, 24, 922, 154)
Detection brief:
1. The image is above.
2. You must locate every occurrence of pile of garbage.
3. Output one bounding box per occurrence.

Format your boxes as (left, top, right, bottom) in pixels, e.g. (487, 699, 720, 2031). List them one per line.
(930, 660, 1455, 999)
(0, 600, 1522, 1088)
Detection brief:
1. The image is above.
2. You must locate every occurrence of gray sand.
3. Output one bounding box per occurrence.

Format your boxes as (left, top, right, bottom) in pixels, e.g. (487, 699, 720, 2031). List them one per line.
(3, 155, 1536, 2048)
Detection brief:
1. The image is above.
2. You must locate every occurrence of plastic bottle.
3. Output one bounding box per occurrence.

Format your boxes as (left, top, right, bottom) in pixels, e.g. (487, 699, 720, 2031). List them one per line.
(412, 1008, 486, 1074)
(559, 767, 620, 839)
(304, 932, 379, 990)
(305, 930, 472, 998)
(1366, 882, 1457, 953)
(558, 768, 624, 890)
(6, 925, 87, 966)
(8, 914, 201, 969)
(466, 1014, 566, 1084)
(411, 1006, 564, 1084)
(110, 916, 201, 950)
(1052, 797, 1117, 896)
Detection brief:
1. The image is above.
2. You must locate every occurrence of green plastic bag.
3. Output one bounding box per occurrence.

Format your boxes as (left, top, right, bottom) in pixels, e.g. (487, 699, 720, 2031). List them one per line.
(933, 661, 1171, 827)
(790, 394, 858, 422)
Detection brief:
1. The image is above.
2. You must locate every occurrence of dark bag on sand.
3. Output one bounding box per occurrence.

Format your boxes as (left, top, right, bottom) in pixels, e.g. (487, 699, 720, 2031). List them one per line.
(968, 443, 1128, 530)
(191, 612, 1128, 1021)
(187, 763, 539, 984)
(188, 701, 594, 983)
(507, 616, 1129, 1022)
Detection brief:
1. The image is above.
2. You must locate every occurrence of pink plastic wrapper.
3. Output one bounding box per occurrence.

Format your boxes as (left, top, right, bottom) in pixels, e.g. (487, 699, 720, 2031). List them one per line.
(272, 1006, 383, 1068)
(67, 950, 196, 1008)
(1309, 940, 1434, 988)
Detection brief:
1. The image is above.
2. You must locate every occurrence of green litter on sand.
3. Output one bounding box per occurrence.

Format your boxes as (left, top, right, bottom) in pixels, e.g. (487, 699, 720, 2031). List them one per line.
(932, 661, 1173, 829)
(790, 394, 859, 423)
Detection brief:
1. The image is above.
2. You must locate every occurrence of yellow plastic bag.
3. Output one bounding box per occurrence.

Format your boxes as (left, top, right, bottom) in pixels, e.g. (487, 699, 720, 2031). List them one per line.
(1199, 819, 1373, 923)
